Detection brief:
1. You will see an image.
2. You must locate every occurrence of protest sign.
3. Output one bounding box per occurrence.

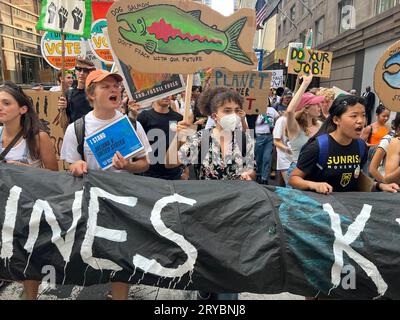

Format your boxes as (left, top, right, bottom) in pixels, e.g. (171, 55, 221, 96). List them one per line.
(374, 40, 400, 112)
(85, 116, 144, 170)
(106, 0, 257, 74)
(89, 19, 113, 64)
(288, 48, 333, 78)
(333, 86, 350, 98)
(271, 70, 284, 88)
(210, 69, 271, 114)
(24, 90, 65, 169)
(112, 53, 185, 107)
(285, 42, 302, 67)
(2, 164, 400, 300)
(36, 0, 92, 38)
(41, 32, 86, 70)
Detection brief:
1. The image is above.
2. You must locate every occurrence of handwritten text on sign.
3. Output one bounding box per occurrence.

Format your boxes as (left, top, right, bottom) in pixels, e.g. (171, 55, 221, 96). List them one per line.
(211, 70, 271, 114)
(288, 48, 333, 78)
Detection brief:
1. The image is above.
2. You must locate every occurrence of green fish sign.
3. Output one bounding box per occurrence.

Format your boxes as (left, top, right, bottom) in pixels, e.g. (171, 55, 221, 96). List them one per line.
(107, 0, 257, 74)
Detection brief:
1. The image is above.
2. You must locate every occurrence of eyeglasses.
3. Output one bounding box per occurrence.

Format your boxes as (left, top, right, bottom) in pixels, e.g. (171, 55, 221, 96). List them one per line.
(75, 66, 93, 73)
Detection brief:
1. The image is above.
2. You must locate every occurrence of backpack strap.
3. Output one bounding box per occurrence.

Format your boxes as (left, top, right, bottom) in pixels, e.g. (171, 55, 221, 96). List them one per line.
(357, 138, 367, 161)
(74, 116, 85, 161)
(316, 134, 329, 170)
(235, 131, 247, 158)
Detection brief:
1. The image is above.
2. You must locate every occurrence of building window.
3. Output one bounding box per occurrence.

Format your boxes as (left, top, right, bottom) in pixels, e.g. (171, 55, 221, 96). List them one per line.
(290, 5, 296, 21)
(315, 16, 325, 46)
(301, 0, 309, 17)
(299, 30, 307, 45)
(338, 0, 354, 34)
(376, 0, 397, 14)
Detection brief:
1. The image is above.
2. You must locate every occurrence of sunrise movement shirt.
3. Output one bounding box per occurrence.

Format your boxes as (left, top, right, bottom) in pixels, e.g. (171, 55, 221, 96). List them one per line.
(296, 135, 368, 192)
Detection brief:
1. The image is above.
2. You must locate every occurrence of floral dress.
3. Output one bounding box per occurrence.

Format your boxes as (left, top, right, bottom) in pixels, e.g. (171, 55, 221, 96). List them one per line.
(178, 129, 255, 180)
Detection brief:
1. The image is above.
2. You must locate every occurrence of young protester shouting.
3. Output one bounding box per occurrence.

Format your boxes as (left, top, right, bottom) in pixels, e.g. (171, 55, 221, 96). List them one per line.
(0, 81, 58, 299)
(60, 70, 151, 300)
(369, 115, 400, 183)
(285, 75, 324, 184)
(288, 94, 399, 194)
(166, 87, 255, 300)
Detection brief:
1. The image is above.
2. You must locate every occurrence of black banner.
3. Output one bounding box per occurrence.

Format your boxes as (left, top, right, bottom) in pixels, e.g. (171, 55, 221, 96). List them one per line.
(1, 163, 399, 299)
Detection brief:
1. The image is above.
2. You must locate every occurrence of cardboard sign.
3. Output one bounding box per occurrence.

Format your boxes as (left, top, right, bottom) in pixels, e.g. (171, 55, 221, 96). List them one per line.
(210, 69, 271, 114)
(24, 90, 65, 169)
(41, 32, 86, 70)
(106, 0, 257, 74)
(374, 40, 400, 112)
(89, 19, 113, 64)
(112, 51, 185, 107)
(85, 116, 144, 170)
(271, 70, 284, 88)
(285, 42, 302, 67)
(288, 48, 333, 78)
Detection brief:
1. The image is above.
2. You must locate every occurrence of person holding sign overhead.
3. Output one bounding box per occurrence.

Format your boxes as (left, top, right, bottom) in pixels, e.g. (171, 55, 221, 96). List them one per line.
(60, 70, 151, 299)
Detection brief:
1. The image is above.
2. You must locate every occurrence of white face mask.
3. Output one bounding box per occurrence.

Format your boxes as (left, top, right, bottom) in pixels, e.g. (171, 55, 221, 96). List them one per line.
(218, 113, 240, 132)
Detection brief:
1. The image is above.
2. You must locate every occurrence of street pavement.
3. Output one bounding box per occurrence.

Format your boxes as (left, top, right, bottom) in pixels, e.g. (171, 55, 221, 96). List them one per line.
(0, 281, 304, 300)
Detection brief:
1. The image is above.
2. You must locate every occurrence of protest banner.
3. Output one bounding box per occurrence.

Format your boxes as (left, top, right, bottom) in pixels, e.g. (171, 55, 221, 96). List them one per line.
(271, 69, 284, 88)
(23, 90, 65, 169)
(36, 0, 92, 38)
(106, 0, 257, 74)
(374, 40, 400, 112)
(85, 116, 145, 170)
(288, 48, 333, 78)
(41, 32, 86, 70)
(210, 69, 271, 114)
(1, 163, 400, 299)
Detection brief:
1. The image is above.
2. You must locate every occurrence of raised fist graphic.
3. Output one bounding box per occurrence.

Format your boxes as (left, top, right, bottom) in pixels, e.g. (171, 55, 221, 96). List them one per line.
(58, 7, 68, 29)
(47, 2, 57, 24)
(72, 7, 83, 30)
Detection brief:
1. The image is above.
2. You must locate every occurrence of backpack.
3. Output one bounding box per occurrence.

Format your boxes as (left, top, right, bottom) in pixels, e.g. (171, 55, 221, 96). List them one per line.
(74, 116, 137, 161)
(315, 134, 367, 171)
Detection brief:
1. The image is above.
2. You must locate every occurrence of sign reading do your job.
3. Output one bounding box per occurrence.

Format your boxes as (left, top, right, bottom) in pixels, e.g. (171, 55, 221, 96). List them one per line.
(288, 47, 333, 78)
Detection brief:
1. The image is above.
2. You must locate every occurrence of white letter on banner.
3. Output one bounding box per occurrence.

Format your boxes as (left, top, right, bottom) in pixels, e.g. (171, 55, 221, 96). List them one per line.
(323, 203, 388, 296)
(81, 187, 135, 271)
(1, 186, 22, 260)
(24, 191, 83, 264)
(132, 194, 197, 278)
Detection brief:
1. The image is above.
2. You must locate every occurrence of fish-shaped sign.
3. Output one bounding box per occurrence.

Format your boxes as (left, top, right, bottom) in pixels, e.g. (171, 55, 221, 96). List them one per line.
(106, 0, 257, 74)
(375, 41, 400, 112)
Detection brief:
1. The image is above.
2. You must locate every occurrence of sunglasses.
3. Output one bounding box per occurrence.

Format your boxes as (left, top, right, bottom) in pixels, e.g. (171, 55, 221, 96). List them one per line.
(75, 66, 93, 73)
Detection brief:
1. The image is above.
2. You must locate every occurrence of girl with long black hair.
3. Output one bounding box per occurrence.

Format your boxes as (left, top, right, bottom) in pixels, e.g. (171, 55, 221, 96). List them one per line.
(289, 94, 398, 194)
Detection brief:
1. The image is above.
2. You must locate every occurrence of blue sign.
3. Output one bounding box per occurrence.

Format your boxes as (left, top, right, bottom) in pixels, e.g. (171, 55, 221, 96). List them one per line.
(254, 49, 264, 71)
(85, 116, 144, 170)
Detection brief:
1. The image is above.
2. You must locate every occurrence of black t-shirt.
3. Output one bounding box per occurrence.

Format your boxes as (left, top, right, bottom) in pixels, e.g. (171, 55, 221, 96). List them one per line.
(137, 108, 183, 180)
(66, 88, 92, 124)
(297, 135, 367, 192)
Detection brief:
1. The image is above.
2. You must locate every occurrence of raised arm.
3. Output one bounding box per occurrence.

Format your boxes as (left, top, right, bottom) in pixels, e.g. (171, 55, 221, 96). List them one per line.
(286, 75, 313, 140)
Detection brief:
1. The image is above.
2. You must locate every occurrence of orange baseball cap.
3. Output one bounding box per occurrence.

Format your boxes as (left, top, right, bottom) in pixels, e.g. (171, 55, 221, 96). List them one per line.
(85, 70, 123, 88)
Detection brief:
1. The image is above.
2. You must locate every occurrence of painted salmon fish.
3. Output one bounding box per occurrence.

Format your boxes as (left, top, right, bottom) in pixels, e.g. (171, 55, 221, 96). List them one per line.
(116, 4, 253, 65)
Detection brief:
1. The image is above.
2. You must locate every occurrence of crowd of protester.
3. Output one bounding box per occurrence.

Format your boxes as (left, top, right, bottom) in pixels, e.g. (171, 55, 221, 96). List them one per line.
(1, 59, 400, 300)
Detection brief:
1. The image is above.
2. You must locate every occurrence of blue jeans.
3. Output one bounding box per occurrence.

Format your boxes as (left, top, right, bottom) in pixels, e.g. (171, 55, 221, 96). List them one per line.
(255, 134, 274, 182)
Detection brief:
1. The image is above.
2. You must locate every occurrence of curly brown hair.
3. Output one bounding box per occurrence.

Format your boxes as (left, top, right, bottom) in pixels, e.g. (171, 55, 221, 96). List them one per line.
(198, 87, 244, 116)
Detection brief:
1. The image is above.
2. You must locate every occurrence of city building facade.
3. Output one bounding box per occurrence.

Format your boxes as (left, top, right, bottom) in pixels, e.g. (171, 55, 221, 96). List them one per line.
(274, 0, 400, 95)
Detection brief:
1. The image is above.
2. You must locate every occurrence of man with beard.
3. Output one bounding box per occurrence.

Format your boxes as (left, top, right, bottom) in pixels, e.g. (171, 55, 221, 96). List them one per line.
(137, 96, 185, 180)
